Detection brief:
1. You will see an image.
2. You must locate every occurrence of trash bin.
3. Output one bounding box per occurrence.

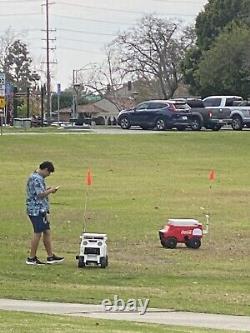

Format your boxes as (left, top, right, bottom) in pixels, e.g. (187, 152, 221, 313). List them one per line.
(13, 118, 32, 129)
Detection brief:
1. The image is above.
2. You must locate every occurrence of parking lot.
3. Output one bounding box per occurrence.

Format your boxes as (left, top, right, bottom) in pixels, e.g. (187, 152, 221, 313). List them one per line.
(81, 125, 250, 135)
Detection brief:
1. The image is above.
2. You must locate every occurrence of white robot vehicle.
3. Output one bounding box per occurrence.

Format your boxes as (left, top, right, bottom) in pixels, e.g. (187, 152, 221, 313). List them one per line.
(76, 232, 108, 268)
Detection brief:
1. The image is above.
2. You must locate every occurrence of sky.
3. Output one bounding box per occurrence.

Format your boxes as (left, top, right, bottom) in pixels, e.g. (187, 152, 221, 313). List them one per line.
(0, 0, 208, 91)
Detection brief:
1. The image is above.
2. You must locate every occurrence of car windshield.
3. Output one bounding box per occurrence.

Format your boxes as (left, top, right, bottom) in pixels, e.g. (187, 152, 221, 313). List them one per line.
(175, 103, 190, 110)
(136, 103, 149, 110)
(167, 101, 189, 111)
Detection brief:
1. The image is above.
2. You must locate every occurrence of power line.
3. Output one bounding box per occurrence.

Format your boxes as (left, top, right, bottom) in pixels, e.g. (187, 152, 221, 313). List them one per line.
(21, 29, 43, 33)
(58, 37, 109, 45)
(57, 1, 149, 15)
(57, 46, 102, 55)
(58, 28, 117, 37)
(0, 0, 41, 3)
(0, 28, 41, 33)
(0, 12, 41, 16)
(57, 0, 204, 15)
(53, 14, 132, 26)
(153, 0, 206, 3)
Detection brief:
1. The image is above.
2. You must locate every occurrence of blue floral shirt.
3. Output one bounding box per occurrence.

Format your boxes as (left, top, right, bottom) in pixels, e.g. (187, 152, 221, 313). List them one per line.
(26, 172, 49, 216)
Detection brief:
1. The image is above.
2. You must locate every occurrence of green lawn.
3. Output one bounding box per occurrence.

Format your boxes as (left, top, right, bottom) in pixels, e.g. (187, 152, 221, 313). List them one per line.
(0, 311, 239, 333)
(0, 131, 250, 316)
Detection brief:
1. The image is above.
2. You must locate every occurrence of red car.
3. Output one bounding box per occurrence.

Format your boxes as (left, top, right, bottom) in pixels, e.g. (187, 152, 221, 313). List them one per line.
(159, 219, 204, 249)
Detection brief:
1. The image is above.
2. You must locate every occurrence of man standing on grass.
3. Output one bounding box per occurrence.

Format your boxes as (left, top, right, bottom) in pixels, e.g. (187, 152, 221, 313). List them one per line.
(26, 161, 64, 265)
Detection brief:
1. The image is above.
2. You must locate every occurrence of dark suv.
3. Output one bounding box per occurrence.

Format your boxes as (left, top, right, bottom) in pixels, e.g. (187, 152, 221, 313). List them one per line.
(117, 100, 191, 130)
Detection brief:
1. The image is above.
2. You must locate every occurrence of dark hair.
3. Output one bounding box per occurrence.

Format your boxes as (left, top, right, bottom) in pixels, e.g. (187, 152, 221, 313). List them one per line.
(39, 161, 55, 173)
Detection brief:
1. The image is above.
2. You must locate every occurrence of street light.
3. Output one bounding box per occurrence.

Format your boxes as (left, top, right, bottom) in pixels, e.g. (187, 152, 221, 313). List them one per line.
(73, 82, 81, 119)
(72, 65, 95, 119)
(72, 69, 85, 120)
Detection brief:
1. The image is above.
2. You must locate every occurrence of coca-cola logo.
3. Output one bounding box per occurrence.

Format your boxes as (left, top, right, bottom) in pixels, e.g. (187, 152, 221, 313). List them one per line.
(181, 230, 192, 235)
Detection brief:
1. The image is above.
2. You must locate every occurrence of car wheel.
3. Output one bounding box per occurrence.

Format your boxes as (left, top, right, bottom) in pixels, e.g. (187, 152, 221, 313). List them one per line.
(165, 237, 177, 249)
(78, 256, 85, 268)
(191, 117, 202, 131)
(120, 116, 131, 129)
(155, 118, 167, 131)
(231, 115, 243, 130)
(188, 238, 201, 249)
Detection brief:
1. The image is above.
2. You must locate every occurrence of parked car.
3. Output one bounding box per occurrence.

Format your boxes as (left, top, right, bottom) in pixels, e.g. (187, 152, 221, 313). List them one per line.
(31, 116, 49, 127)
(202, 96, 250, 130)
(117, 100, 191, 131)
(186, 98, 232, 131)
(165, 98, 232, 131)
(166, 98, 191, 112)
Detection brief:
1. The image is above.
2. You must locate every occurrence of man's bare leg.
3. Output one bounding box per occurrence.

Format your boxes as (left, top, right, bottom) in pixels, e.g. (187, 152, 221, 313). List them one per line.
(30, 233, 42, 258)
(43, 229, 53, 257)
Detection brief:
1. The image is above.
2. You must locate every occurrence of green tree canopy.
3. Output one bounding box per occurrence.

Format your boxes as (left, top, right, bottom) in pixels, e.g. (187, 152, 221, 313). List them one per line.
(195, 24, 250, 98)
(3, 39, 40, 90)
(196, 0, 250, 50)
(51, 91, 88, 112)
(182, 0, 250, 96)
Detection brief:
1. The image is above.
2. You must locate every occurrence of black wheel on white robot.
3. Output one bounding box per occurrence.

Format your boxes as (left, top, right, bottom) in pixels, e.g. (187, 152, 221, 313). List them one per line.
(100, 256, 107, 268)
(78, 256, 85, 268)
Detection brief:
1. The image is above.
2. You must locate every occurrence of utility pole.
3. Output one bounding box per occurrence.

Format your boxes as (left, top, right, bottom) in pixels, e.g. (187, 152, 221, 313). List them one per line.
(72, 70, 81, 120)
(41, 85, 44, 127)
(26, 87, 30, 118)
(42, 0, 56, 120)
(46, 0, 51, 120)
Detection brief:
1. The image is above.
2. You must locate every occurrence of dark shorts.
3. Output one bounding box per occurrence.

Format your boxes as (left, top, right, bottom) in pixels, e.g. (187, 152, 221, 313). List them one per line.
(29, 213, 50, 233)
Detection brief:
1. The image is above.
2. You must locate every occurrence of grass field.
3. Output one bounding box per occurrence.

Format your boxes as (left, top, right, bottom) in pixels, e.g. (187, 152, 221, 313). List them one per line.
(0, 130, 250, 318)
(0, 310, 233, 333)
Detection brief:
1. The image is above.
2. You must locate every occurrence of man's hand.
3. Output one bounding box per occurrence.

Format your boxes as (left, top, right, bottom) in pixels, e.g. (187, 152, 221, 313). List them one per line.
(38, 186, 60, 199)
(51, 186, 60, 193)
(47, 186, 60, 194)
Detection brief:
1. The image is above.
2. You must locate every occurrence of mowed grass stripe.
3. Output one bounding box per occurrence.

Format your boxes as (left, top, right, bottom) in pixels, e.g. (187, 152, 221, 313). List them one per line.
(0, 132, 250, 315)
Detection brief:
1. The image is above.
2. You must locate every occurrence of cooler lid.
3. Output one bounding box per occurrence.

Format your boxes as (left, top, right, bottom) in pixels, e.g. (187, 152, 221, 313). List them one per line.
(168, 218, 201, 226)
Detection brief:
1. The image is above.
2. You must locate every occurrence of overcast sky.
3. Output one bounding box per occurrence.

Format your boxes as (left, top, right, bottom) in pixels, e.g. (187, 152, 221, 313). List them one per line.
(0, 0, 208, 91)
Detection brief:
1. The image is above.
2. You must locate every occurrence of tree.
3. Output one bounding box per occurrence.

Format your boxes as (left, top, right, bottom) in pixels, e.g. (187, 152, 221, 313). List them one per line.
(195, 24, 250, 98)
(0, 28, 16, 70)
(3, 39, 40, 90)
(180, 47, 202, 95)
(76, 49, 129, 111)
(112, 15, 195, 99)
(195, 0, 249, 50)
(51, 90, 88, 112)
(182, 0, 250, 95)
(51, 91, 73, 112)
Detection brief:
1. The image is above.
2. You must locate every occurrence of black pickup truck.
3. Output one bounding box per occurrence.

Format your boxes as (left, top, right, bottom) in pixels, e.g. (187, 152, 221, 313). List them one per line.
(168, 98, 232, 131)
(186, 99, 232, 131)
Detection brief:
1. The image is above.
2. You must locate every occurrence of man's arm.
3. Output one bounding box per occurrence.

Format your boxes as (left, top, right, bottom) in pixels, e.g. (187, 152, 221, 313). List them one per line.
(37, 186, 59, 198)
